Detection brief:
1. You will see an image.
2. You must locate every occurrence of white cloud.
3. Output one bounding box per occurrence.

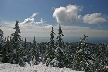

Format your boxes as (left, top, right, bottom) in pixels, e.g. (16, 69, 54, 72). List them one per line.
(21, 18, 34, 24)
(31, 13, 38, 18)
(0, 13, 53, 30)
(0, 13, 54, 37)
(45, 25, 53, 28)
(83, 13, 107, 24)
(53, 4, 82, 24)
(19, 13, 52, 29)
(0, 20, 15, 28)
(34, 18, 45, 25)
(1, 13, 108, 38)
(1, 22, 108, 38)
(20, 24, 108, 38)
(20, 13, 38, 25)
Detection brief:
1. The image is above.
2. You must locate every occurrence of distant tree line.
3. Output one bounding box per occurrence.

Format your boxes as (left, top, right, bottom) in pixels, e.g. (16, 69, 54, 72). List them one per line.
(0, 20, 108, 72)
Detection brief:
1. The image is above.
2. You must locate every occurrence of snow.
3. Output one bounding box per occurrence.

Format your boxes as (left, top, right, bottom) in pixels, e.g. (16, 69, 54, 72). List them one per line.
(13, 49, 16, 54)
(0, 29, 3, 35)
(51, 58, 59, 66)
(0, 36, 4, 43)
(106, 66, 108, 68)
(55, 47, 64, 53)
(77, 49, 82, 53)
(0, 63, 84, 72)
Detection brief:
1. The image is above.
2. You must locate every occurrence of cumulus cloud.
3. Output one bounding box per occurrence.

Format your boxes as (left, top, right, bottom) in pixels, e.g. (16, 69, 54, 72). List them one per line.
(83, 13, 107, 24)
(53, 4, 82, 24)
(19, 13, 52, 28)
(20, 13, 38, 25)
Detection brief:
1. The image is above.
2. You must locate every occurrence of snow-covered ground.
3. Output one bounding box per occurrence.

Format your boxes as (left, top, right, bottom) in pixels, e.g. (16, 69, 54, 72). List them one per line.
(0, 63, 84, 72)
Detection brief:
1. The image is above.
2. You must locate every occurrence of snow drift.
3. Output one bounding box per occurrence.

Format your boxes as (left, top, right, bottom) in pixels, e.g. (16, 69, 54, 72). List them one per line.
(0, 63, 84, 72)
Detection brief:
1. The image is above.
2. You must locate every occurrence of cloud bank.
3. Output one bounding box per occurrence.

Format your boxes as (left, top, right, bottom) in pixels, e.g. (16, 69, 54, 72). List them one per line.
(1, 21, 108, 38)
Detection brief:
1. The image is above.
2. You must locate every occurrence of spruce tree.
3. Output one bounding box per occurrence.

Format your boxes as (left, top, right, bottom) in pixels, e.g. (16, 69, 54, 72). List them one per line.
(31, 36, 40, 65)
(1, 36, 11, 63)
(17, 38, 26, 66)
(73, 35, 94, 71)
(54, 24, 66, 68)
(22, 38, 28, 63)
(11, 20, 22, 64)
(56, 24, 64, 48)
(92, 44, 108, 72)
(45, 27, 56, 66)
(0, 26, 4, 45)
(0, 26, 6, 63)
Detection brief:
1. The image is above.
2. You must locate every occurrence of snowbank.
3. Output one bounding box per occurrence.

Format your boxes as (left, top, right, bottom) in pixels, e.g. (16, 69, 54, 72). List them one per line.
(0, 63, 84, 72)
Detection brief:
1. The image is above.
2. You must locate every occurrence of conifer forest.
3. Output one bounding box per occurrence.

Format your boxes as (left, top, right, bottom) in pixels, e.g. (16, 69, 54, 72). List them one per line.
(0, 20, 108, 72)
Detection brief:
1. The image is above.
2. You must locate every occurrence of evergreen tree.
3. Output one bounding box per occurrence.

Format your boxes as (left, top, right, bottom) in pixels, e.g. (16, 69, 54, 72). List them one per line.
(56, 24, 64, 48)
(54, 24, 66, 68)
(10, 20, 22, 64)
(45, 27, 56, 66)
(0, 26, 4, 46)
(92, 44, 108, 72)
(30, 36, 40, 65)
(17, 38, 27, 66)
(0, 26, 6, 63)
(64, 42, 76, 68)
(73, 35, 93, 71)
(1, 36, 10, 63)
(22, 38, 29, 64)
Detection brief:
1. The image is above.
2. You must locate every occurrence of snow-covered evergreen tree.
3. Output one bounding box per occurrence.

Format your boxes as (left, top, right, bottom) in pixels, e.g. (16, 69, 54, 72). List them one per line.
(64, 42, 77, 68)
(73, 35, 94, 71)
(0, 26, 6, 63)
(0, 29, 4, 44)
(30, 36, 40, 65)
(1, 36, 11, 63)
(56, 24, 64, 48)
(54, 24, 66, 68)
(14, 38, 27, 66)
(10, 20, 23, 64)
(0, 26, 4, 49)
(91, 44, 108, 72)
(45, 27, 56, 66)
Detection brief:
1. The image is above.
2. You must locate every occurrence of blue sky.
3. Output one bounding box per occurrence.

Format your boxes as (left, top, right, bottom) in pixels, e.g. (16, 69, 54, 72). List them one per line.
(0, 0, 108, 42)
